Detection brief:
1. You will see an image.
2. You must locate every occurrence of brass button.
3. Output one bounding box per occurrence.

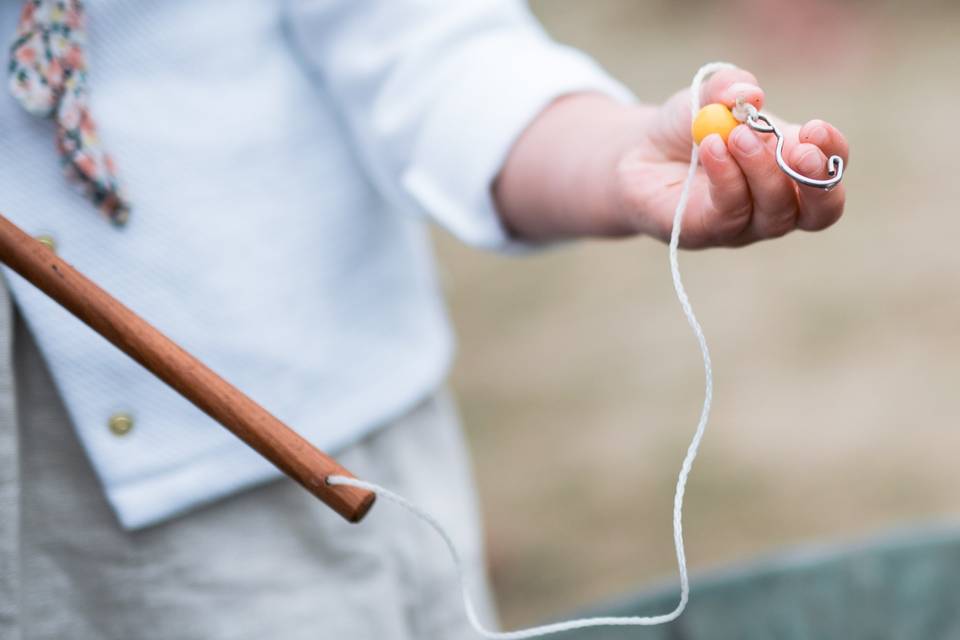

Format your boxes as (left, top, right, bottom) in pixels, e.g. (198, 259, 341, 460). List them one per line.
(36, 234, 56, 252)
(108, 412, 134, 436)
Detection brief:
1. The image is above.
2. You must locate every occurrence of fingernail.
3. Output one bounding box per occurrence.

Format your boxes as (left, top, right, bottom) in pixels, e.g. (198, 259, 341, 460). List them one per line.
(798, 149, 823, 176)
(704, 135, 728, 160)
(726, 82, 763, 108)
(734, 128, 762, 156)
(805, 125, 829, 147)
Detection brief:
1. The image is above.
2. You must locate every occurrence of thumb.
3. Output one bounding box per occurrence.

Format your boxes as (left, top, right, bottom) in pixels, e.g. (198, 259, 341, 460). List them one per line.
(700, 68, 765, 113)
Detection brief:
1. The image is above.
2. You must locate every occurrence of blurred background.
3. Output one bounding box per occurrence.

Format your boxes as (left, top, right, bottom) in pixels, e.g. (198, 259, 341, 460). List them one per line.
(431, 0, 960, 628)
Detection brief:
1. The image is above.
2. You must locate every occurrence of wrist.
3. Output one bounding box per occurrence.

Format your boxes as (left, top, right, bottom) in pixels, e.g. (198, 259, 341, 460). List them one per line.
(494, 94, 657, 241)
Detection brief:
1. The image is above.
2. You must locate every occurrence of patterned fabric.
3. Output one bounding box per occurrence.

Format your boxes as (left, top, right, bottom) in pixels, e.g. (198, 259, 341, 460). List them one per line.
(9, 0, 129, 224)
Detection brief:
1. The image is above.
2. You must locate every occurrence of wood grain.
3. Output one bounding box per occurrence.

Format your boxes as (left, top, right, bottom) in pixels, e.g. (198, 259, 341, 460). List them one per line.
(0, 213, 375, 523)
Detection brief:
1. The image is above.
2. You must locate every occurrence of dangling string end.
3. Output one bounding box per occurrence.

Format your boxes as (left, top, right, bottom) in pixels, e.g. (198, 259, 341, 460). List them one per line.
(323, 63, 840, 639)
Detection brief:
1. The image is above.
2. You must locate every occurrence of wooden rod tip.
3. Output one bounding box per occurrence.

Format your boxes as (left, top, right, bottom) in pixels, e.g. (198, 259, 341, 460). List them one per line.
(348, 491, 377, 523)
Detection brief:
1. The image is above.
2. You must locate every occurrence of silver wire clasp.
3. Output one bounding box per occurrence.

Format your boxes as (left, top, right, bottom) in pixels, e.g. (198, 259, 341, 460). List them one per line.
(733, 99, 844, 191)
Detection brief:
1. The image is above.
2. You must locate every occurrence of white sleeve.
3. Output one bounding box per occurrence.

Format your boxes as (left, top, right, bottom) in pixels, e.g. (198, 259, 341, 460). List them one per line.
(284, 0, 634, 251)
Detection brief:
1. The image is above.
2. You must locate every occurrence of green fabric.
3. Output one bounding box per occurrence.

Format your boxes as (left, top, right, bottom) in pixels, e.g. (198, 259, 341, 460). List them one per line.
(565, 526, 960, 640)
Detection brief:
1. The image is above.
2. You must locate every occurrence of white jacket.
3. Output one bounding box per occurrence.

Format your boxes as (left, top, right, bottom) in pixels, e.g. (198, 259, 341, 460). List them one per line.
(0, 0, 631, 529)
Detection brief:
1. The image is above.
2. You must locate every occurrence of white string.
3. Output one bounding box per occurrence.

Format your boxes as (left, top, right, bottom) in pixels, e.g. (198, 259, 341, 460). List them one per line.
(330, 61, 743, 639)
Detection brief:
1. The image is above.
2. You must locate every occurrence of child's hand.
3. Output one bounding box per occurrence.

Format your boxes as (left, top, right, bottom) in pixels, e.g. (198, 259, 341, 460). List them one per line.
(495, 68, 849, 248)
(624, 68, 849, 248)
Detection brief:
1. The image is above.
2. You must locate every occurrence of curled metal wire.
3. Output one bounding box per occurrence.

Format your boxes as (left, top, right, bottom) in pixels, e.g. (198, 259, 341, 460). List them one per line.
(745, 113, 844, 190)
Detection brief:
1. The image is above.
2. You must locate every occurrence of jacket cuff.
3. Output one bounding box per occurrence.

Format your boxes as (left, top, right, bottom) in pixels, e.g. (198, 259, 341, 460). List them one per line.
(401, 39, 634, 252)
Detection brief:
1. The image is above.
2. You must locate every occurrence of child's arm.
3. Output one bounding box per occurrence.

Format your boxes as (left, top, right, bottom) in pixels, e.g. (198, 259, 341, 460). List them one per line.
(494, 68, 849, 248)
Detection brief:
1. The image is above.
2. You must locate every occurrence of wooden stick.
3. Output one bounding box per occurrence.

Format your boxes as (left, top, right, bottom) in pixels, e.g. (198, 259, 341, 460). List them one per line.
(0, 213, 375, 523)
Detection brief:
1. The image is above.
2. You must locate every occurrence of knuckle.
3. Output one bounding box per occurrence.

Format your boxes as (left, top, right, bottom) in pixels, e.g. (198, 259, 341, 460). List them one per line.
(711, 201, 753, 244)
(721, 201, 754, 229)
(757, 205, 798, 238)
(800, 203, 844, 231)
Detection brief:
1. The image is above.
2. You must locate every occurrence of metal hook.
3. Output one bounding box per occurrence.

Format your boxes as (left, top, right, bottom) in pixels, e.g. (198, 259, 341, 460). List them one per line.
(745, 112, 844, 191)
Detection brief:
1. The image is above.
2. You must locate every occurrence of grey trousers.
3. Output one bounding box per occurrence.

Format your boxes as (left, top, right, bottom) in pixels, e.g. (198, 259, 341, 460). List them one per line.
(0, 285, 497, 639)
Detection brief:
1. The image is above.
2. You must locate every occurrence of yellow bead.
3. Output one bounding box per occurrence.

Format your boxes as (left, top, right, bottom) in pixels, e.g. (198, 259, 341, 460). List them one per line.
(691, 103, 739, 145)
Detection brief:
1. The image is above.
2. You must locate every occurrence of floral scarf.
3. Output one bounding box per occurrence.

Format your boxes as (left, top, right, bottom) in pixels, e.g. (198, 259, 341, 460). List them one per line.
(9, 0, 129, 224)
